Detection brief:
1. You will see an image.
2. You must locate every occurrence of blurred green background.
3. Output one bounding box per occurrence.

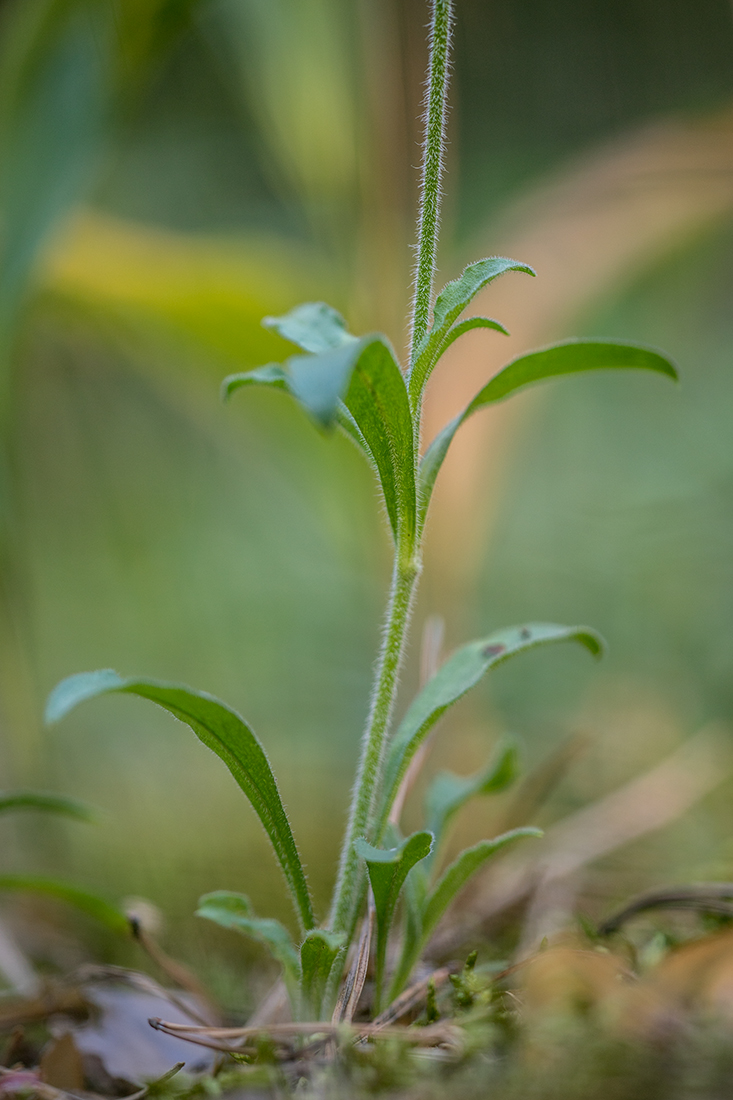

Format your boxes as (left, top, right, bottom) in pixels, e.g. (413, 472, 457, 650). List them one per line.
(0, 0, 732, 1001)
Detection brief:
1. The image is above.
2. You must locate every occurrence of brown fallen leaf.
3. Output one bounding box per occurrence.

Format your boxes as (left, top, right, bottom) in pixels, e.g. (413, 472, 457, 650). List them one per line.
(611, 928, 733, 1039)
(40, 1033, 84, 1092)
(518, 945, 632, 1021)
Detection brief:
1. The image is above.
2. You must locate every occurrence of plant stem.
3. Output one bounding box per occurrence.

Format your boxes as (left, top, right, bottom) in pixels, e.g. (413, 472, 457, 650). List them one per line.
(329, 552, 420, 936)
(329, 0, 454, 948)
(409, 0, 454, 364)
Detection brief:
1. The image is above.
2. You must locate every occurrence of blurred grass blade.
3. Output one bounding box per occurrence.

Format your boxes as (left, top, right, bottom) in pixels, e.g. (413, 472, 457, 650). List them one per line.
(262, 302, 356, 353)
(45, 671, 316, 934)
(45, 212, 325, 371)
(299, 928, 345, 1021)
(424, 739, 519, 858)
(342, 337, 416, 543)
(0, 875, 128, 935)
(0, 0, 112, 353)
(419, 339, 678, 528)
(196, 891, 300, 996)
(378, 625, 603, 837)
(409, 257, 534, 402)
(0, 790, 95, 821)
(355, 832, 433, 1012)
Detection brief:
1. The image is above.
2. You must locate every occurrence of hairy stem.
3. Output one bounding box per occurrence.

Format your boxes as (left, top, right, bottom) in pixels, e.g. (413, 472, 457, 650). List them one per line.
(329, 552, 420, 937)
(409, 0, 454, 363)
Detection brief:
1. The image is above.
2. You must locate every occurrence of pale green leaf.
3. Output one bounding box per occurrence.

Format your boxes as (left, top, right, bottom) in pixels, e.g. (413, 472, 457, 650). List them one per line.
(45, 671, 315, 934)
(424, 739, 519, 852)
(221, 364, 287, 401)
(223, 337, 370, 430)
(421, 828, 542, 943)
(0, 874, 128, 935)
(355, 831, 433, 1011)
(196, 891, 300, 993)
(262, 301, 356, 354)
(287, 340, 366, 429)
(299, 928, 345, 1021)
(378, 625, 602, 836)
(418, 339, 679, 529)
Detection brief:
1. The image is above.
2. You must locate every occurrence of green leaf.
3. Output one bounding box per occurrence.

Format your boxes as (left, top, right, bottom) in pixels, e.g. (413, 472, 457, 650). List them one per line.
(436, 315, 509, 354)
(354, 831, 433, 1011)
(342, 336, 416, 543)
(222, 333, 416, 540)
(409, 257, 534, 402)
(45, 671, 315, 934)
(378, 624, 603, 836)
(299, 928, 345, 1021)
(221, 364, 288, 401)
(0, 790, 95, 822)
(424, 739, 519, 854)
(421, 828, 542, 943)
(0, 875, 128, 935)
(196, 891, 300, 996)
(418, 339, 679, 529)
(223, 335, 369, 431)
(388, 827, 541, 1000)
(262, 301, 357, 354)
(431, 258, 536, 336)
(286, 341, 366, 429)
(224, 342, 369, 430)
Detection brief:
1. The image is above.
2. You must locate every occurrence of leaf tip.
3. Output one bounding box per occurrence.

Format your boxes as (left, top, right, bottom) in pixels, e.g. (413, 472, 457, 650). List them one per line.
(220, 374, 237, 403)
(578, 628, 606, 659)
(45, 669, 124, 726)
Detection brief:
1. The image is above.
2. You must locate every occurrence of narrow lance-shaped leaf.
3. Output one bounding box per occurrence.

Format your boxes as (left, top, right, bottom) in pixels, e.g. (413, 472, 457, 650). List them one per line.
(45, 671, 315, 934)
(418, 339, 678, 530)
(409, 257, 535, 403)
(422, 828, 542, 943)
(377, 624, 603, 838)
(299, 929, 345, 1021)
(388, 828, 542, 1000)
(196, 891, 300, 1000)
(354, 831, 433, 1012)
(0, 790, 96, 822)
(424, 739, 519, 865)
(341, 337, 416, 544)
(261, 301, 357, 354)
(432, 315, 509, 360)
(0, 875, 129, 936)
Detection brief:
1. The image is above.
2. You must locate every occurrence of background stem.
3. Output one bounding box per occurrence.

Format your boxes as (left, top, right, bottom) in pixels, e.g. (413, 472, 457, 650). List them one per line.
(409, 0, 454, 363)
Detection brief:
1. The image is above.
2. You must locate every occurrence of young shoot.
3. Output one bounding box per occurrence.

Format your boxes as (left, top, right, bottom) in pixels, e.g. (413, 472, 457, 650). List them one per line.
(45, 0, 677, 1022)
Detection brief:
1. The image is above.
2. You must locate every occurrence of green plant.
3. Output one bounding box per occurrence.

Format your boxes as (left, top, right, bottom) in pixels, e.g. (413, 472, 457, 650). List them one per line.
(44, 0, 676, 1022)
